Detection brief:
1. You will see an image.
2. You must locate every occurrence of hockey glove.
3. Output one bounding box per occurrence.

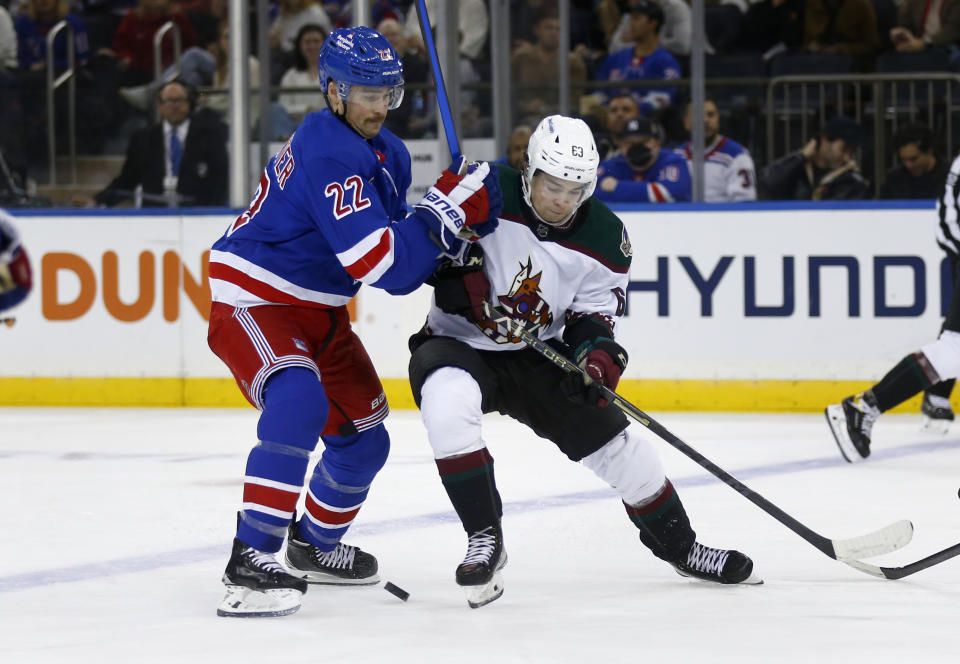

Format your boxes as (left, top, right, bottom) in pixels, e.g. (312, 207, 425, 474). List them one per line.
(561, 339, 628, 408)
(415, 157, 502, 253)
(0, 246, 32, 312)
(428, 243, 490, 324)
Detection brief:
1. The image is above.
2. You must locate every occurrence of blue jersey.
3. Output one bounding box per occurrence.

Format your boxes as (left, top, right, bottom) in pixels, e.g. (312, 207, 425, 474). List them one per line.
(210, 110, 443, 309)
(594, 46, 681, 115)
(596, 149, 691, 203)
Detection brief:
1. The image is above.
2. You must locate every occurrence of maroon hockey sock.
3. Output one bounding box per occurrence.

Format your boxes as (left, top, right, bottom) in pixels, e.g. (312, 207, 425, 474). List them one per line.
(624, 480, 696, 563)
(436, 448, 503, 534)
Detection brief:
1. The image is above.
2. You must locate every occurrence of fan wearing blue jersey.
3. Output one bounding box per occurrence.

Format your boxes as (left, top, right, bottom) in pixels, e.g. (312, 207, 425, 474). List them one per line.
(0, 209, 32, 315)
(208, 26, 502, 618)
(596, 117, 691, 203)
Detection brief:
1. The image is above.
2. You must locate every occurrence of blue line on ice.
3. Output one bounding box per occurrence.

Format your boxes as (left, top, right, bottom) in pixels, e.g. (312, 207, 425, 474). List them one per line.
(2, 438, 958, 593)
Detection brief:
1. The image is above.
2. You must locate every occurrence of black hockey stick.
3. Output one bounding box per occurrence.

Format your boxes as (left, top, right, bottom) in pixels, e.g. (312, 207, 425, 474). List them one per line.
(842, 541, 960, 579)
(482, 303, 914, 567)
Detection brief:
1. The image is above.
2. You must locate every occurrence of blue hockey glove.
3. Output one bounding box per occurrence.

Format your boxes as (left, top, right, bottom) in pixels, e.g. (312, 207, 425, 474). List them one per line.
(415, 158, 502, 252)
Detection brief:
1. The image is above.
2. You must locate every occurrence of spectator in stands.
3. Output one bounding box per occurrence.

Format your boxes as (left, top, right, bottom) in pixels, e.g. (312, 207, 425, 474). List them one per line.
(596, 116, 692, 203)
(879, 123, 948, 199)
(1, 4, 17, 69)
(119, 21, 262, 132)
(497, 124, 533, 171)
(14, 0, 90, 70)
(803, 0, 878, 68)
(676, 98, 757, 202)
(377, 16, 433, 139)
(510, 8, 588, 126)
(606, 93, 641, 138)
(738, 0, 805, 55)
(329, 0, 402, 30)
(602, 0, 693, 57)
(889, 0, 960, 54)
(76, 79, 228, 207)
(269, 0, 332, 59)
(102, 0, 197, 87)
(274, 23, 326, 138)
(758, 116, 870, 200)
(594, 1, 681, 118)
(405, 0, 490, 135)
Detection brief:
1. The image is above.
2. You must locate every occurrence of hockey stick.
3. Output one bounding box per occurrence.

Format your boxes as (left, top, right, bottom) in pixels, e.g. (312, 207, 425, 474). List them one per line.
(842, 541, 960, 579)
(481, 303, 914, 567)
(415, 0, 462, 161)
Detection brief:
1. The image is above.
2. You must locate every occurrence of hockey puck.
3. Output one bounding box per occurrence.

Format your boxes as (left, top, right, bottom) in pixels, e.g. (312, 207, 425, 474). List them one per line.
(384, 581, 409, 602)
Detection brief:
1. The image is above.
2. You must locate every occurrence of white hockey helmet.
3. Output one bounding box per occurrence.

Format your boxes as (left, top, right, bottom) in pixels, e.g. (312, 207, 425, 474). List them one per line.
(521, 115, 600, 214)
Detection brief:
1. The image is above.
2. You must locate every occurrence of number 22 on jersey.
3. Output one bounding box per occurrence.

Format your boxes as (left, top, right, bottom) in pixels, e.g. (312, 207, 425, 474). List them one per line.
(325, 176, 371, 220)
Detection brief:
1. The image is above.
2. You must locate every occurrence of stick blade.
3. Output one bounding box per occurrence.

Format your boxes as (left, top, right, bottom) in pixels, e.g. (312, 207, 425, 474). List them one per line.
(841, 558, 888, 579)
(832, 519, 913, 560)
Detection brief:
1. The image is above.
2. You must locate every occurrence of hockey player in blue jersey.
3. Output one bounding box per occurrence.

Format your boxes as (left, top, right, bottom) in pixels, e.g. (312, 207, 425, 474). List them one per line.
(596, 117, 691, 203)
(207, 26, 502, 618)
(0, 209, 32, 316)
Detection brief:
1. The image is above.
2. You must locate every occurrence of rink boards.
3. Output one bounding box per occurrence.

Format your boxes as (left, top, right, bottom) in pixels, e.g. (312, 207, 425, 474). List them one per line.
(0, 201, 948, 411)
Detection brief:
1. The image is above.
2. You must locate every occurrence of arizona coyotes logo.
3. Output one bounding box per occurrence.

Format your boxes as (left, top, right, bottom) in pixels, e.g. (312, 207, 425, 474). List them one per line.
(479, 257, 553, 344)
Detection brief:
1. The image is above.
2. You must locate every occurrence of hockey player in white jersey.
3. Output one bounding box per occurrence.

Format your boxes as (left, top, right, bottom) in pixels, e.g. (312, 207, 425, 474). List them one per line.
(408, 115, 761, 609)
(675, 98, 757, 202)
(826, 150, 960, 460)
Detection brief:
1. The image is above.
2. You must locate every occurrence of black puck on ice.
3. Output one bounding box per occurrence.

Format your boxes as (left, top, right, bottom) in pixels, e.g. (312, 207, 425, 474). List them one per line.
(384, 581, 409, 602)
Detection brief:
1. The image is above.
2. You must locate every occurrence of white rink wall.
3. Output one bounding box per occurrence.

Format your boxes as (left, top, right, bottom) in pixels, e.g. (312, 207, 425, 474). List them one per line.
(0, 202, 945, 385)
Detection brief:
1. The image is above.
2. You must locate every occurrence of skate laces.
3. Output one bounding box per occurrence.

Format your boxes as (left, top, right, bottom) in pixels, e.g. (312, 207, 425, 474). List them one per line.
(462, 527, 498, 566)
(243, 547, 288, 575)
(685, 543, 730, 575)
(313, 543, 357, 570)
(852, 393, 880, 430)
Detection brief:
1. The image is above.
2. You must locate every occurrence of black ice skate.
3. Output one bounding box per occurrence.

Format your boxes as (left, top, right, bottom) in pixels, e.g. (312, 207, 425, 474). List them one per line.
(825, 391, 879, 463)
(456, 525, 508, 608)
(284, 519, 379, 585)
(217, 537, 307, 618)
(921, 392, 954, 434)
(672, 542, 762, 585)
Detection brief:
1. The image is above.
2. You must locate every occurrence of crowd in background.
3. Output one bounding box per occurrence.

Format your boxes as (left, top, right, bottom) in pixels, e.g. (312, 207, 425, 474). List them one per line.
(0, 0, 958, 206)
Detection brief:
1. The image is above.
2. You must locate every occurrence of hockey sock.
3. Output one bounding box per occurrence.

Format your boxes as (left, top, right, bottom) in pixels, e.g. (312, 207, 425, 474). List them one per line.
(624, 480, 696, 563)
(239, 368, 329, 553)
(872, 352, 940, 412)
(927, 378, 955, 400)
(302, 425, 390, 552)
(436, 448, 503, 534)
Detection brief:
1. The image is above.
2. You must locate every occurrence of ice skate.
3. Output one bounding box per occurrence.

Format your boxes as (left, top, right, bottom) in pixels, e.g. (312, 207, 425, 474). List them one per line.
(456, 525, 507, 608)
(672, 541, 763, 585)
(284, 519, 379, 585)
(217, 537, 307, 618)
(825, 391, 879, 462)
(921, 393, 954, 434)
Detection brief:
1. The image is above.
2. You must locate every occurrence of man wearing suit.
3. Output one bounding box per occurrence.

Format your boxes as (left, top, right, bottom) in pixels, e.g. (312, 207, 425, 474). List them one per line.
(89, 79, 228, 207)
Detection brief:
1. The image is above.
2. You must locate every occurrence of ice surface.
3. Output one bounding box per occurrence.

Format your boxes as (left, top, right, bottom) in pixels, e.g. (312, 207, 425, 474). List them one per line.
(2, 408, 958, 663)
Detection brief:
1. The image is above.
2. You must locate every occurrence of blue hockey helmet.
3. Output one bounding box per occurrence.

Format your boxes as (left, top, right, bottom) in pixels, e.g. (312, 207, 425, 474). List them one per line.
(318, 26, 405, 110)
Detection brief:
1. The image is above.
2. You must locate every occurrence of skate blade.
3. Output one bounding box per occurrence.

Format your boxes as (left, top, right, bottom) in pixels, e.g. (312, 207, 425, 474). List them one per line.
(462, 570, 505, 609)
(291, 571, 380, 586)
(921, 416, 952, 435)
(674, 566, 764, 586)
(216, 585, 302, 618)
(824, 405, 864, 463)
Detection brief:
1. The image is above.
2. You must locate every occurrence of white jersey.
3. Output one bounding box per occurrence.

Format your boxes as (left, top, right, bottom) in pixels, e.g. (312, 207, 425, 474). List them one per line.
(936, 152, 960, 257)
(676, 135, 757, 202)
(425, 166, 632, 351)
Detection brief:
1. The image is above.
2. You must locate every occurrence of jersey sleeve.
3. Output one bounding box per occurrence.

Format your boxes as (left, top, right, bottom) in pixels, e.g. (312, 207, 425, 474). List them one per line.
(568, 260, 629, 338)
(726, 151, 758, 202)
(299, 157, 441, 292)
(599, 158, 691, 203)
